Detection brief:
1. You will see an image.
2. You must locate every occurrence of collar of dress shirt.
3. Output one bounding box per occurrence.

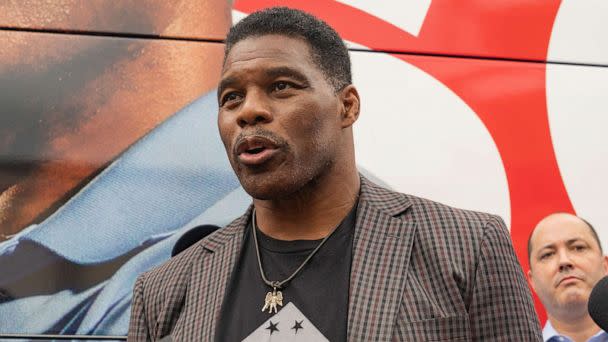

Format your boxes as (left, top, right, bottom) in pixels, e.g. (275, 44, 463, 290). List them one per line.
(544, 320, 608, 342)
(0, 91, 241, 264)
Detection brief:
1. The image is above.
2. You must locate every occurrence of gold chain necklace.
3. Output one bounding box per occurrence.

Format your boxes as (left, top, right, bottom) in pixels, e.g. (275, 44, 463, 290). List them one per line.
(251, 208, 340, 314)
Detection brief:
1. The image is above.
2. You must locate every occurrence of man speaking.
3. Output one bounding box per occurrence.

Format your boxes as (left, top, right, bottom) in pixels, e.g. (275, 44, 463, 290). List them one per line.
(128, 7, 541, 341)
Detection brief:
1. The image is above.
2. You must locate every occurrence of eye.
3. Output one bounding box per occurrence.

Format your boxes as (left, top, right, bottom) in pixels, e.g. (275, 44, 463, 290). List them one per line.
(539, 251, 554, 260)
(573, 245, 587, 252)
(271, 81, 293, 92)
(220, 92, 242, 107)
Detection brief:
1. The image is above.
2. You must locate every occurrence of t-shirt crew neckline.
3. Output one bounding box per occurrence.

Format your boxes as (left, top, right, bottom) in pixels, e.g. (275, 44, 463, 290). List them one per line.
(255, 205, 357, 254)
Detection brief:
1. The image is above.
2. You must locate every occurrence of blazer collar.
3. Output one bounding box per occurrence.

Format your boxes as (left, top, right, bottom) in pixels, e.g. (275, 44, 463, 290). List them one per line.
(199, 205, 252, 253)
(357, 176, 412, 217)
(347, 176, 418, 341)
(176, 206, 252, 340)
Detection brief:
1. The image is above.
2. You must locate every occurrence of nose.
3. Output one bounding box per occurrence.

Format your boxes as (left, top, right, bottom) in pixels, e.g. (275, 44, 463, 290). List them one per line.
(557, 249, 574, 272)
(236, 90, 273, 128)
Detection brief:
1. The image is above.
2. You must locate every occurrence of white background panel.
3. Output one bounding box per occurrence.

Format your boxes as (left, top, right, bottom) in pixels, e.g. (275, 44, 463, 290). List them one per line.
(546, 64, 608, 252)
(335, 0, 431, 37)
(548, 0, 608, 251)
(351, 51, 511, 226)
(548, 0, 608, 65)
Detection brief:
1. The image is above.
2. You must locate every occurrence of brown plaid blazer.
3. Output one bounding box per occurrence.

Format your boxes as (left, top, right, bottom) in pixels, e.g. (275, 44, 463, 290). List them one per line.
(128, 176, 542, 341)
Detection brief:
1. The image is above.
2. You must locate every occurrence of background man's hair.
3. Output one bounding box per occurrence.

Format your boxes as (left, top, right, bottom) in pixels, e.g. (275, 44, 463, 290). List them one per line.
(581, 217, 603, 254)
(224, 7, 351, 91)
(527, 214, 603, 263)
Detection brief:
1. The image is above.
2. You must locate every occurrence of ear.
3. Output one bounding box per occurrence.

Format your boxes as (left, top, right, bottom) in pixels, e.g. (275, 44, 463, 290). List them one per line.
(527, 269, 536, 291)
(603, 255, 608, 274)
(338, 84, 360, 129)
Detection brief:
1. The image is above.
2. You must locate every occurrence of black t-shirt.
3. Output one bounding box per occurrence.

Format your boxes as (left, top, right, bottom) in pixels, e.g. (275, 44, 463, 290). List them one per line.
(216, 204, 357, 341)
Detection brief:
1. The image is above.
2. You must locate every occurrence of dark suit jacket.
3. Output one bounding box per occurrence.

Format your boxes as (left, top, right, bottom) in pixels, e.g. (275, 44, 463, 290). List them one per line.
(128, 177, 542, 341)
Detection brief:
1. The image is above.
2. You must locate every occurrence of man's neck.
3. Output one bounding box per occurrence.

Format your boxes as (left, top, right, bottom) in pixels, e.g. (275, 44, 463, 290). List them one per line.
(548, 312, 603, 342)
(253, 169, 360, 241)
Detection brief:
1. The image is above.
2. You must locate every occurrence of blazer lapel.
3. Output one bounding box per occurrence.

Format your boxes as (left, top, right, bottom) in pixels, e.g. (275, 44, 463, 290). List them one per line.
(173, 208, 251, 341)
(347, 178, 417, 341)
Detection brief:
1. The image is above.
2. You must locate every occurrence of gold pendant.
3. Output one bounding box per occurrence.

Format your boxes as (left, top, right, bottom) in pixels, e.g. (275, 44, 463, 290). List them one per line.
(262, 287, 283, 314)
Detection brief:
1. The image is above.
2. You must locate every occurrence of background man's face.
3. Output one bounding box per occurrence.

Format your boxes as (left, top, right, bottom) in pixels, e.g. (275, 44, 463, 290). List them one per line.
(217, 35, 343, 199)
(528, 214, 608, 316)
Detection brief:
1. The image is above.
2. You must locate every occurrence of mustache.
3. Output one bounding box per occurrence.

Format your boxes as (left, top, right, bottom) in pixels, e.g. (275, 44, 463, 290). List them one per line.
(232, 129, 288, 154)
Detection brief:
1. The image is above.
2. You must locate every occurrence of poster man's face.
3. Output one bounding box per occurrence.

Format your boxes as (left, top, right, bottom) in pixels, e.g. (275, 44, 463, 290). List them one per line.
(528, 214, 608, 317)
(217, 35, 344, 200)
(0, 1, 230, 238)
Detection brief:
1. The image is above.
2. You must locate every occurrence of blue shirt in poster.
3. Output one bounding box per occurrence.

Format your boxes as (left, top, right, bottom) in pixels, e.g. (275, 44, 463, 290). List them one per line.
(0, 92, 250, 335)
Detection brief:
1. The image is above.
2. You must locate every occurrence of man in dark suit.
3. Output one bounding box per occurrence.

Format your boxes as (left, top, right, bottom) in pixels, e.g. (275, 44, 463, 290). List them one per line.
(128, 7, 541, 341)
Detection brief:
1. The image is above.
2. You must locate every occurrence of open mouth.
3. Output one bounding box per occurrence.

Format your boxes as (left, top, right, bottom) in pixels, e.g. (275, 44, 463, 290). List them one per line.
(246, 146, 266, 154)
(235, 136, 280, 166)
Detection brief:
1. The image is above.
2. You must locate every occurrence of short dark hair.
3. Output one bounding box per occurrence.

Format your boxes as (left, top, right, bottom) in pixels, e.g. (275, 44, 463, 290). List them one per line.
(527, 214, 603, 263)
(224, 7, 351, 91)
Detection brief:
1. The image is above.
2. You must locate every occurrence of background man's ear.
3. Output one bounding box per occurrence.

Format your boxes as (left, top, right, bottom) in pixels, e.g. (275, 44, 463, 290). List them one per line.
(527, 269, 538, 293)
(339, 85, 360, 128)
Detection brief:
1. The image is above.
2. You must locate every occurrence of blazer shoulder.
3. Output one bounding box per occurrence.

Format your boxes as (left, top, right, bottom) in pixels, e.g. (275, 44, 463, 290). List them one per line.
(359, 177, 505, 243)
(404, 193, 502, 234)
(360, 176, 500, 228)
